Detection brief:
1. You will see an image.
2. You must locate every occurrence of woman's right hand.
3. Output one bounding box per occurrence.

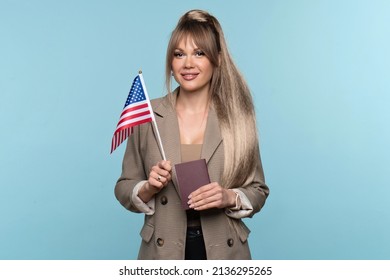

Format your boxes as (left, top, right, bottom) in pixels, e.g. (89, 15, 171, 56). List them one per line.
(139, 160, 172, 202)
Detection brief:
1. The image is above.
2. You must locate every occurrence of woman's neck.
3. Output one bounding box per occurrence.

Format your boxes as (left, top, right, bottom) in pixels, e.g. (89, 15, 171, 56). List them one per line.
(176, 88, 210, 114)
(175, 87, 210, 145)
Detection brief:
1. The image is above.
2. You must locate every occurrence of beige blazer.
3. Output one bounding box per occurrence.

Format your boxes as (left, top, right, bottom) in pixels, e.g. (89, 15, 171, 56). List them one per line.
(115, 95, 269, 260)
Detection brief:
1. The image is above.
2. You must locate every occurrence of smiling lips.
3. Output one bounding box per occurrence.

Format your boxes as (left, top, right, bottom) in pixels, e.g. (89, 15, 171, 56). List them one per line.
(181, 73, 199, 81)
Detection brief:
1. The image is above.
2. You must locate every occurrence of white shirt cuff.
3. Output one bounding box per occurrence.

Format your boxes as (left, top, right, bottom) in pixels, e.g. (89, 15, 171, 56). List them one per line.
(225, 189, 253, 219)
(131, 180, 155, 215)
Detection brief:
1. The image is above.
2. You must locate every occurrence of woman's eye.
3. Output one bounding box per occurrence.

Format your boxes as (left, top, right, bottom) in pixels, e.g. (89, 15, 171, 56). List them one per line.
(174, 52, 184, 58)
(195, 51, 205, 57)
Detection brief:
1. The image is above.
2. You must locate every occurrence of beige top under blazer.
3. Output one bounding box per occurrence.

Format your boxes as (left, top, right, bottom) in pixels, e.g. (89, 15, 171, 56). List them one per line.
(115, 95, 269, 260)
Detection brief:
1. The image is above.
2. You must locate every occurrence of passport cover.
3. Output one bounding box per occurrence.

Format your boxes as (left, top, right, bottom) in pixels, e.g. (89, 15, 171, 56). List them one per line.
(174, 159, 211, 210)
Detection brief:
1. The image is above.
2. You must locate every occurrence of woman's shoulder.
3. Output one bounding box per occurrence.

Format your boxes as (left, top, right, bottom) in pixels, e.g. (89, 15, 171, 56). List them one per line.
(150, 94, 175, 116)
(150, 95, 166, 108)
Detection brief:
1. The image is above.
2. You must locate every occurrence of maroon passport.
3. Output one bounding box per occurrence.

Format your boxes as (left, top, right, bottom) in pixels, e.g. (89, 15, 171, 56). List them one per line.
(174, 159, 211, 210)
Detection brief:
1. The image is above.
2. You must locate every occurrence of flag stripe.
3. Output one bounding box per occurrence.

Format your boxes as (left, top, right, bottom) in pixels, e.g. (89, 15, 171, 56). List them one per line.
(115, 114, 153, 133)
(120, 106, 150, 121)
(117, 111, 151, 127)
(118, 106, 151, 126)
(111, 128, 130, 153)
(120, 102, 149, 118)
(111, 116, 152, 153)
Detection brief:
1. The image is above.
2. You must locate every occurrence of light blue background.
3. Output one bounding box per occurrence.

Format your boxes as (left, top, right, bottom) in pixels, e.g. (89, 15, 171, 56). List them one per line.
(1, 0, 389, 259)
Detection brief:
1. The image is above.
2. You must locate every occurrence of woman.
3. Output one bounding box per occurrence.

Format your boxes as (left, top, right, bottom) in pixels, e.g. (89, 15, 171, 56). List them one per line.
(115, 9, 269, 260)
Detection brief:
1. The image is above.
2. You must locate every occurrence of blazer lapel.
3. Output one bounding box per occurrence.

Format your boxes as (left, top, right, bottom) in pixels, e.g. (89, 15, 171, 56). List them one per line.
(152, 96, 182, 191)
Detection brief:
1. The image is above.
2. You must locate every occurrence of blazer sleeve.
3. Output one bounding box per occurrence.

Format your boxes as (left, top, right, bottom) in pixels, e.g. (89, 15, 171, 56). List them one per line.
(114, 124, 148, 213)
(233, 145, 270, 218)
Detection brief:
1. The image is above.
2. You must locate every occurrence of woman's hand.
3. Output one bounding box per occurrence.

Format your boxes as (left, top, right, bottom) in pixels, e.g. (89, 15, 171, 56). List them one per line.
(148, 160, 172, 189)
(187, 182, 236, 211)
(139, 160, 172, 202)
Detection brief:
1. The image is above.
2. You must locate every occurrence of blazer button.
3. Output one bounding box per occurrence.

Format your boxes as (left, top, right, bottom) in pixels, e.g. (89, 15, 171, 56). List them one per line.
(157, 238, 164, 247)
(160, 196, 168, 205)
(227, 238, 234, 247)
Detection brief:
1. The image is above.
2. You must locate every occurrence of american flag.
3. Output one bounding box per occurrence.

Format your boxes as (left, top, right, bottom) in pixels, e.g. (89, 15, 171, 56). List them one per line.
(111, 74, 153, 153)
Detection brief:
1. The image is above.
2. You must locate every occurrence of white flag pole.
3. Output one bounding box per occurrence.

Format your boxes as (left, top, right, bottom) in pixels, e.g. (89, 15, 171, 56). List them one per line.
(138, 71, 167, 161)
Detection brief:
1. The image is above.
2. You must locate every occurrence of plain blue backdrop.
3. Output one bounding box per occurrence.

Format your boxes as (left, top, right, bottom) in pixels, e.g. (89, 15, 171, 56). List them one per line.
(1, 0, 389, 259)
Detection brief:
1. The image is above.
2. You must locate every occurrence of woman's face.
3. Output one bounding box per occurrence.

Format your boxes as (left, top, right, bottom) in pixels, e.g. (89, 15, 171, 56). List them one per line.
(171, 36, 214, 95)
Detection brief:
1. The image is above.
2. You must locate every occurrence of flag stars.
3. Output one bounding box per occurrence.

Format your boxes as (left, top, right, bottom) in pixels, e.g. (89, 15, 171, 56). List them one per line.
(124, 77, 146, 107)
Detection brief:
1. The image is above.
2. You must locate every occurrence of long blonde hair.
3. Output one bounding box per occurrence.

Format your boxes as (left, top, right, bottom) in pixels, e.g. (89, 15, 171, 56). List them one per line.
(166, 10, 259, 188)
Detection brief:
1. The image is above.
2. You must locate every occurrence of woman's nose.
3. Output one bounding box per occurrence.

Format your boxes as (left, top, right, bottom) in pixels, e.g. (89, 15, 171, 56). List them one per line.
(184, 56, 194, 68)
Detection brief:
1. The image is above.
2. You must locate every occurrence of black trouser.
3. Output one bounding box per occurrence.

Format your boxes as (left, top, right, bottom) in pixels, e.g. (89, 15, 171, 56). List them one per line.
(185, 226, 207, 260)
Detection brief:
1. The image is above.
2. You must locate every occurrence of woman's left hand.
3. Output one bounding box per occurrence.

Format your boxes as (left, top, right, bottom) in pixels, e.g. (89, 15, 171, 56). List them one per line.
(187, 182, 236, 210)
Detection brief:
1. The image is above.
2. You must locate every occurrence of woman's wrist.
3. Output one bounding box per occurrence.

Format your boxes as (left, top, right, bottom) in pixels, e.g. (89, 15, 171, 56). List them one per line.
(228, 189, 242, 210)
(145, 182, 160, 194)
(139, 182, 159, 202)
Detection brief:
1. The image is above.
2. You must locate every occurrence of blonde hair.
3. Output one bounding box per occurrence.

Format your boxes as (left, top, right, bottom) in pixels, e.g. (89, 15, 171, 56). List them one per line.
(166, 10, 259, 188)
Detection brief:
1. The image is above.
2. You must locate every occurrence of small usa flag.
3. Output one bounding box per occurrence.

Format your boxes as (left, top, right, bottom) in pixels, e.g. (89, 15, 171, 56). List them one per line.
(111, 74, 153, 153)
